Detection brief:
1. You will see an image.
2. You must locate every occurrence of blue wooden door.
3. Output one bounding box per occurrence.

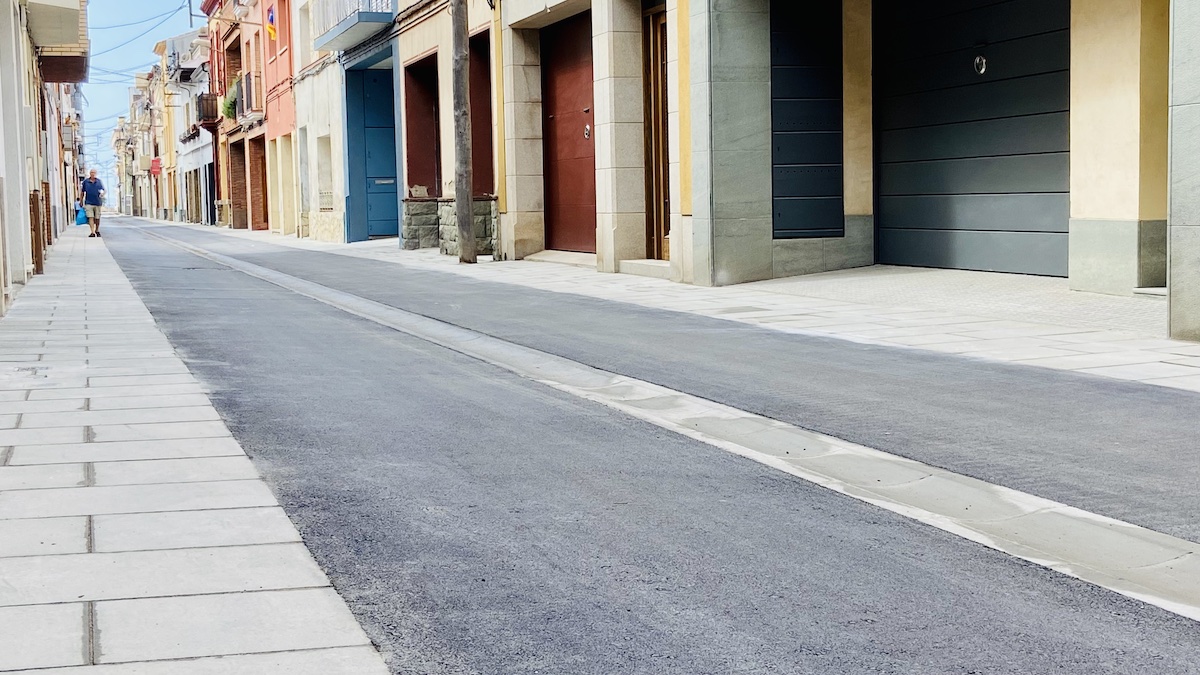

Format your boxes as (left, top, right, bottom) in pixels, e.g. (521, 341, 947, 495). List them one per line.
(364, 71, 398, 237)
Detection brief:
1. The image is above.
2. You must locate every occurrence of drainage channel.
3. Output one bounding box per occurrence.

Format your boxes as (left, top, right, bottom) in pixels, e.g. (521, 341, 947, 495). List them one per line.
(131, 223, 1200, 624)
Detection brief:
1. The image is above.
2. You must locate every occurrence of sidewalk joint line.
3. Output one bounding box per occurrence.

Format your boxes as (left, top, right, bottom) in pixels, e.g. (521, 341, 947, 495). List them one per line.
(84, 600, 96, 665)
(0, 583, 335, 609)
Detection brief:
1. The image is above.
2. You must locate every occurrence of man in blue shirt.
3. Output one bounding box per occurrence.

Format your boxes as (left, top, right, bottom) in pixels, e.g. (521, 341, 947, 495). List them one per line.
(80, 169, 105, 237)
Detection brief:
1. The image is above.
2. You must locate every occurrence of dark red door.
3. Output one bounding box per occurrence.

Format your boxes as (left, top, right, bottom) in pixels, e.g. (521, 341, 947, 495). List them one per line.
(541, 11, 596, 253)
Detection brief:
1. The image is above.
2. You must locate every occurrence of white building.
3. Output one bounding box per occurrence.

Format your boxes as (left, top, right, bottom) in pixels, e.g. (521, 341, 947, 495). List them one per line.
(0, 0, 88, 313)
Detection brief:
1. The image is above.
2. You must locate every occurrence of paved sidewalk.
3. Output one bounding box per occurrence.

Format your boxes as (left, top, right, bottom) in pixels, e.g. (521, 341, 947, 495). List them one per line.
(146, 220, 1200, 393)
(0, 229, 388, 673)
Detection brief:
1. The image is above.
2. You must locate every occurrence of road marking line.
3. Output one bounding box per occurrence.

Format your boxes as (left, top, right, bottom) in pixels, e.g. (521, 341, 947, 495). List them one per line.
(133, 223, 1200, 623)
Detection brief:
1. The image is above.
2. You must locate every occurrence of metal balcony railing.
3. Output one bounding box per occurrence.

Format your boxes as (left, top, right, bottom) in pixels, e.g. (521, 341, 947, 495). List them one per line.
(197, 93, 220, 124)
(236, 71, 264, 122)
(312, 0, 392, 43)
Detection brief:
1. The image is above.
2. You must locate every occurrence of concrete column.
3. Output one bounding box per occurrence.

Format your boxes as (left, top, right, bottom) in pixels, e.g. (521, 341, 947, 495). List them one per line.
(1168, 0, 1200, 339)
(1069, 0, 1170, 295)
(592, 0, 646, 272)
(689, 0, 772, 286)
(497, 27, 545, 260)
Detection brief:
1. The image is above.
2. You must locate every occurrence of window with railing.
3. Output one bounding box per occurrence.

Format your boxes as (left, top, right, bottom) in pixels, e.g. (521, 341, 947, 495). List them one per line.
(236, 71, 264, 120)
(311, 0, 392, 41)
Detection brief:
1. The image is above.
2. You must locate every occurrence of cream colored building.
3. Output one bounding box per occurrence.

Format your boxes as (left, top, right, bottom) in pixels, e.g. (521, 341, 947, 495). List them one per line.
(480, 0, 1200, 340)
(0, 0, 88, 312)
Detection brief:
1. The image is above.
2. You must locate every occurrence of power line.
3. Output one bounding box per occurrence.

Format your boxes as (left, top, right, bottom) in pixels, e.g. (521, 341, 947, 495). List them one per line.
(90, 5, 184, 30)
(90, 3, 186, 58)
(90, 61, 157, 76)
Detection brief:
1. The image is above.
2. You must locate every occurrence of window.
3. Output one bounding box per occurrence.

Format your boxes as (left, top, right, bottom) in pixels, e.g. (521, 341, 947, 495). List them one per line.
(317, 134, 334, 211)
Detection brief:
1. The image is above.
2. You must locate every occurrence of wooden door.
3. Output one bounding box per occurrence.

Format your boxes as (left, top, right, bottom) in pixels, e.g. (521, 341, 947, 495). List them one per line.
(542, 12, 597, 253)
(643, 8, 670, 260)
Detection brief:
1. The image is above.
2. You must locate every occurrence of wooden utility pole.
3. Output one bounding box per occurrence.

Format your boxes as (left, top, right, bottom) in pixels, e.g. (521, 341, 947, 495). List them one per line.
(451, 0, 477, 263)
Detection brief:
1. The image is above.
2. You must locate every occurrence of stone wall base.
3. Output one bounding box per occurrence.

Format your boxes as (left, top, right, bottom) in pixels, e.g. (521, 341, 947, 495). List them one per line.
(403, 197, 496, 255)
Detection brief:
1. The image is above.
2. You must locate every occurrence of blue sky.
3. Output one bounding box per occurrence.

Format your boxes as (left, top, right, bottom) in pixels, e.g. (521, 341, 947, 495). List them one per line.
(82, 0, 198, 185)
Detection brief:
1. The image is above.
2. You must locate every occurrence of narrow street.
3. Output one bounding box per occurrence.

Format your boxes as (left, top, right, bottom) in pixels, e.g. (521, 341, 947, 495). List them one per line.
(77, 218, 1200, 673)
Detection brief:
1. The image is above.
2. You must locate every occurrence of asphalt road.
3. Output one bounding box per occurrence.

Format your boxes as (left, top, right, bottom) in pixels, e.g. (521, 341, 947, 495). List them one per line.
(105, 219, 1200, 674)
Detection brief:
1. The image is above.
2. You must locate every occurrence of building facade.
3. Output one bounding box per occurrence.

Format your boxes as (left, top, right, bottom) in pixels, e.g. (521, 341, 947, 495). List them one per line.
(265, 0, 300, 236)
(193, 0, 1198, 339)
(480, 0, 1198, 339)
(204, 0, 272, 230)
(0, 0, 89, 314)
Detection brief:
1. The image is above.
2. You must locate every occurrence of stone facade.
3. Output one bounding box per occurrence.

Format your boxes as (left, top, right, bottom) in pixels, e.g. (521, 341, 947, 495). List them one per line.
(306, 211, 345, 243)
(1168, 0, 1200, 339)
(401, 198, 442, 250)
(402, 197, 496, 255)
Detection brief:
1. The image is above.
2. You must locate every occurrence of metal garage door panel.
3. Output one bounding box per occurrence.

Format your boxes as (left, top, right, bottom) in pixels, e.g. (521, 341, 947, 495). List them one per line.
(879, 194, 1069, 234)
(880, 72, 1069, 131)
(775, 166, 844, 197)
(880, 113, 1068, 163)
(880, 31, 1068, 98)
(880, 154, 1069, 196)
(875, 0, 1069, 277)
(774, 131, 842, 165)
(774, 197, 845, 239)
(878, 229, 1068, 276)
(881, 0, 1068, 64)
(770, 0, 843, 240)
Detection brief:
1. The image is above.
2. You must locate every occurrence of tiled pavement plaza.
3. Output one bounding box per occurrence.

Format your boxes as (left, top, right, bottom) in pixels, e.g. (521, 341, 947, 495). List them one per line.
(0, 229, 388, 673)
(176, 221, 1200, 392)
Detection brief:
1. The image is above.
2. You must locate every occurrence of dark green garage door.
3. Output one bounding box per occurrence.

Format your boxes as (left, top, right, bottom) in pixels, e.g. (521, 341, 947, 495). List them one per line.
(875, 0, 1069, 276)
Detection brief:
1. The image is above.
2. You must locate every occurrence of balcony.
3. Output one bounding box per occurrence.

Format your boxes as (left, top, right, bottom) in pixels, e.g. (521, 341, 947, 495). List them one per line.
(236, 72, 264, 125)
(33, 0, 88, 82)
(26, 0, 80, 46)
(312, 0, 393, 52)
(180, 124, 202, 144)
(197, 93, 221, 130)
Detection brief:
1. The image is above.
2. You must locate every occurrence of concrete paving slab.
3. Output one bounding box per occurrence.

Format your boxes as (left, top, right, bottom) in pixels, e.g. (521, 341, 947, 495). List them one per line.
(1076, 362, 1200, 381)
(27, 384, 206, 400)
(94, 588, 373, 664)
(86, 374, 197, 388)
(86, 394, 212, 411)
(1143, 374, 1200, 392)
(0, 464, 87, 491)
(7, 438, 245, 465)
(89, 421, 231, 443)
(6, 647, 391, 674)
(92, 457, 258, 486)
(93, 507, 301, 552)
(0, 480, 276, 518)
(0, 543, 328, 606)
(0, 427, 87, 446)
(0, 517, 88, 557)
(0, 399, 87, 414)
(0, 603, 86, 671)
(19, 406, 220, 429)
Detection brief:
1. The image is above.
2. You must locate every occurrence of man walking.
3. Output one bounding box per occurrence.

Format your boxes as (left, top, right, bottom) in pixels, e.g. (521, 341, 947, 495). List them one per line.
(80, 169, 105, 237)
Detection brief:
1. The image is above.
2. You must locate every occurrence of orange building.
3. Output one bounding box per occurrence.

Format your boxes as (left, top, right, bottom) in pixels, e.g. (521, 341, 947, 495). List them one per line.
(202, 0, 270, 230)
(264, 0, 299, 235)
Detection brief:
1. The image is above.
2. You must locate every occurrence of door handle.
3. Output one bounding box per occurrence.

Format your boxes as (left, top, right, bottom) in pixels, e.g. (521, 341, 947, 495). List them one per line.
(584, 124, 591, 140)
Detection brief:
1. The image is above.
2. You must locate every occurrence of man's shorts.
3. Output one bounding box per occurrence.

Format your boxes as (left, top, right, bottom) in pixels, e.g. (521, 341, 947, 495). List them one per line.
(84, 205, 102, 220)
